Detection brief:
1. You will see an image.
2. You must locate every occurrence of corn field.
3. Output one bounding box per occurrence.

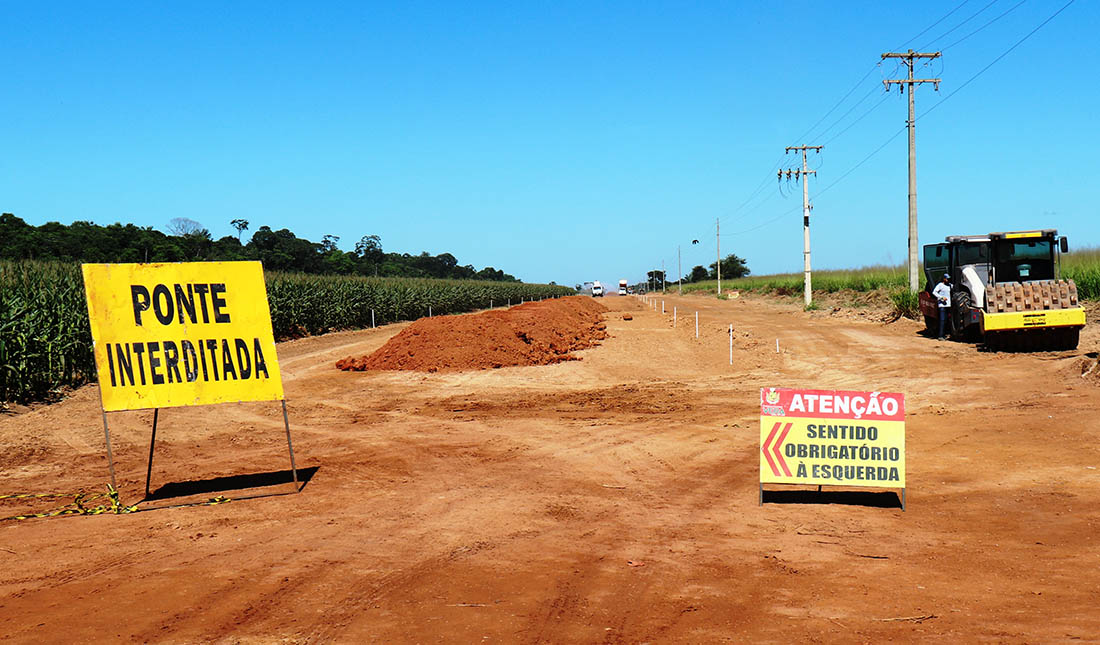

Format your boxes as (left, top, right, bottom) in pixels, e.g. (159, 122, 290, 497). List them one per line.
(265, 273, 571, 338)
(0, 261, 573, 404)
(0, 261, 95, 405)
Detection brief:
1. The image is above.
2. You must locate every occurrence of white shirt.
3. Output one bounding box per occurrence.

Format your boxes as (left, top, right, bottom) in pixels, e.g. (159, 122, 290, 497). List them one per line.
(932, 282, 951, 308)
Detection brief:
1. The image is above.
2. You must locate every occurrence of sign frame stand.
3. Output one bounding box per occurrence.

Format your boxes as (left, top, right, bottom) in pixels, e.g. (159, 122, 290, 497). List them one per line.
(101, 411, 118, 490)
(100, 401, 301, 500)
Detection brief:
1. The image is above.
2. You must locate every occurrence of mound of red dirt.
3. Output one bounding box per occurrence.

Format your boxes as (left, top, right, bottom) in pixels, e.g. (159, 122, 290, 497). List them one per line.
(336, 296, 608, 372)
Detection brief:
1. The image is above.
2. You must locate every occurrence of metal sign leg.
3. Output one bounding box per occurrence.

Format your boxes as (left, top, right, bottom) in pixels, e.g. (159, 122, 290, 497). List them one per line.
(101, 411, 117, 490)
(144, 408, 160, 498)
(282, 400, 300, 492)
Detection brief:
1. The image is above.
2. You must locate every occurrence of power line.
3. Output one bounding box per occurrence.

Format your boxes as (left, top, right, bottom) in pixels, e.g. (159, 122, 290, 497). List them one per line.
(797, 1, 974, 145)
(816, 127, 907, 200)
(714, 0, 1075, 278)
(683, 0, 1058, 256)
(813, 84, 881, 142)
(793, 64, 880, 145)
(894, 0, 974, 50)
(922, 0, 1074, 119)
(714, 2, 989, 234)
(823, 92, 892, 146)
(920, 0, 1002, 50)
(815, 1, 1073, 207)
(725, 83, 887, 228)
(941, 0, 1027, 51)
(726, 155, 787, 217)
(724, 204, 803, 237)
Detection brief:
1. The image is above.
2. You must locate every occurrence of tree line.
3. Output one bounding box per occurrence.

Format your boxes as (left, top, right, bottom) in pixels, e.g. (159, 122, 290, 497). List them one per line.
(0, 213, 521, 282)
(644, 254, 750, 287)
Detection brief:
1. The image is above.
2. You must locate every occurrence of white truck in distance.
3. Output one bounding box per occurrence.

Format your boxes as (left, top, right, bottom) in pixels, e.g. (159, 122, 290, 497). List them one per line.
(619, 279, 628, 295)
(591, 281, 604, 297)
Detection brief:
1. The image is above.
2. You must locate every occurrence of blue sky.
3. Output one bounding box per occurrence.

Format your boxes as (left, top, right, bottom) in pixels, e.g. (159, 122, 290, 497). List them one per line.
(3, 1, 1095, 287)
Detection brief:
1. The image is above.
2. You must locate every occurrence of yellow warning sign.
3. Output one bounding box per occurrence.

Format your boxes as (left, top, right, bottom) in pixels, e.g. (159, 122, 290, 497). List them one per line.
(82, 261, 283, 412)
(760, 388, 905, 488)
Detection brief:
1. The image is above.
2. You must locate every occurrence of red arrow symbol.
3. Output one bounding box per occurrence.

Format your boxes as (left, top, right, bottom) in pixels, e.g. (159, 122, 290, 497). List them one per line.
(772, 422, 793, 477)
(762, 422, 782, 476)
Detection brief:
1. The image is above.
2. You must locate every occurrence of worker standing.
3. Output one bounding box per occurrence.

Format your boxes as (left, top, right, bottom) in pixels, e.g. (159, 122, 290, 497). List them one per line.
(933, 273, 952, 341)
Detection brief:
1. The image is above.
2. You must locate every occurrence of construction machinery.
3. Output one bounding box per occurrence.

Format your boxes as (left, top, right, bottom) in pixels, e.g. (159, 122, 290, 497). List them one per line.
(919, 229, 1085, 351)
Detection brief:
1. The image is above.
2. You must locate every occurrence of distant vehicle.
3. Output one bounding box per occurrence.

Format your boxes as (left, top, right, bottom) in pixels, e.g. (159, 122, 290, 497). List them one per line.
(592, 281, 604, 297)
(619, 279, 628, 295)
(919, 229, 1084, 350)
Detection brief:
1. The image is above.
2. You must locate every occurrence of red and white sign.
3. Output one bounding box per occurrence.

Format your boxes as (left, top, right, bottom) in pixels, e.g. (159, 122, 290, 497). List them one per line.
(760, 387, 906, 488)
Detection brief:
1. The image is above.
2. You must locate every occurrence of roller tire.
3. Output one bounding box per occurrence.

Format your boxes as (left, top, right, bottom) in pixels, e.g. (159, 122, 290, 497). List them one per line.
(951, 291, 977, 342)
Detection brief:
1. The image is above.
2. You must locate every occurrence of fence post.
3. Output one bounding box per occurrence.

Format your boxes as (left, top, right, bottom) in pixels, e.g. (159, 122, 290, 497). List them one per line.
(371, 309, 375, 329)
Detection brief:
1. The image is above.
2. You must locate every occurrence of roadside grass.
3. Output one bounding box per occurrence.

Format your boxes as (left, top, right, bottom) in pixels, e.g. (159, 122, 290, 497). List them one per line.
(672, 248, 1100, 316)
(676, 265, 907, 297)
(1064, 246, 1100, 300)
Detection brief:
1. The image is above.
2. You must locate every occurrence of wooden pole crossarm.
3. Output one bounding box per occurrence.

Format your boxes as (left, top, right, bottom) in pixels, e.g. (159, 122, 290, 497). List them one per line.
(883, 79, 942, 91)
(881, 50, 941, 60)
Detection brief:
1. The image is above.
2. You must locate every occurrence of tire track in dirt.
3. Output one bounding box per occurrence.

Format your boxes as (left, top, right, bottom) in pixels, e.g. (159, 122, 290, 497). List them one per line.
(3, 293, 1100, 642)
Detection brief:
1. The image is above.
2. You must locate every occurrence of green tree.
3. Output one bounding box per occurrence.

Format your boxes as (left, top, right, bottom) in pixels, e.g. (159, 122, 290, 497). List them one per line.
(709, 254, 750, 280)
(646, 270, 666, 290)
(231, 218, 250, 242)
(684, 265, 709, 283)
(0, 213, 535, 283)
(247, 226, 321, 272)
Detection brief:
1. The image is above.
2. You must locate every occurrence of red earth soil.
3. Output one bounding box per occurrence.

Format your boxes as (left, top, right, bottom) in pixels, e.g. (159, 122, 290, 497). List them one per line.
(3, 294, 1099, 642)
(335, 296, 608, 372)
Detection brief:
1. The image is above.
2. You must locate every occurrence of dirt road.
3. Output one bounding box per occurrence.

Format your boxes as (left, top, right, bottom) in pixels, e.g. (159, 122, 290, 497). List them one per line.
(2, 294, 1098, 643)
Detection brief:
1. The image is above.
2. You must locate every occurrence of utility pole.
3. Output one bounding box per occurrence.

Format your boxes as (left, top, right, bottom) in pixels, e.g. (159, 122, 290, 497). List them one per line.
(780, 145, 822, 308)
(677, 245, 682, 296)
(716, 218, 721, 296)
(661, 260, 665, 293)
(882, 49, 941, 293)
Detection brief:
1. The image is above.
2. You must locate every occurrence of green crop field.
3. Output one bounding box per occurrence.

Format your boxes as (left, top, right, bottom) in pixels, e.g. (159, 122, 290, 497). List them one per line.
(0, 261, 95, 406)
(676, 248, 1100, 302)
(675, 265, 908, 297)
(0, 261, 572, 404)
(1063, 247, 1100, 299)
